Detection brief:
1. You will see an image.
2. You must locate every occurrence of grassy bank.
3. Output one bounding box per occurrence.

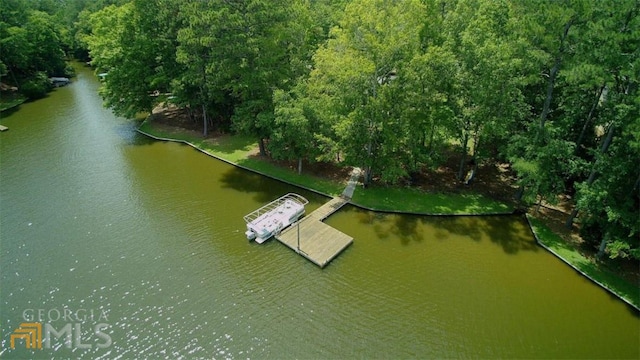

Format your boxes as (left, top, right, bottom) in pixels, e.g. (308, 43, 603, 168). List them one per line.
(528, 216, 640, 309)
(139, 118, 511, 214)
(0, 94, 27, 112)
(138, 120, 343, 195)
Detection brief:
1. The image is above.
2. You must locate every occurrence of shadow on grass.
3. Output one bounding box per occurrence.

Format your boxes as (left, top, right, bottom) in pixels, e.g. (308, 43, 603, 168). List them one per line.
(140, 120, 258, 168)
(235, 158, 344, 196)
(203, 135, 256, 154)
(139, 119, 344, 196)
(139, 120, 255, 151)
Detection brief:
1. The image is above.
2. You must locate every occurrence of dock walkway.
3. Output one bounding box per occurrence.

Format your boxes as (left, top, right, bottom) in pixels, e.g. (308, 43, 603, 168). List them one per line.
(275, 168, 361, 268)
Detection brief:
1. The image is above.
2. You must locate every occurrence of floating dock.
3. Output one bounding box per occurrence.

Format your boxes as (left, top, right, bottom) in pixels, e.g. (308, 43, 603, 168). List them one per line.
(0, 125, 8, 132)
(275, 196, 352, 268)
(273, 168, 361, 268)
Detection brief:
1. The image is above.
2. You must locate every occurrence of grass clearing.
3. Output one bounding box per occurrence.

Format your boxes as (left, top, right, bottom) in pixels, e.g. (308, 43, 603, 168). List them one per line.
(238, 157, 343, 195)
(352, 185, 512, 214)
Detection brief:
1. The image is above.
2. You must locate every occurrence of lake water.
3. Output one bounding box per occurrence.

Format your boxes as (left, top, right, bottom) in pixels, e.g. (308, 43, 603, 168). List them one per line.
(1, 63, 638, 359)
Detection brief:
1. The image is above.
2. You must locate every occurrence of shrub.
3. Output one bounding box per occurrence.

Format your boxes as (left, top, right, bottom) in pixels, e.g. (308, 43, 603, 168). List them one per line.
(20, 72, 52, 100)
(579, 215, 604, 250)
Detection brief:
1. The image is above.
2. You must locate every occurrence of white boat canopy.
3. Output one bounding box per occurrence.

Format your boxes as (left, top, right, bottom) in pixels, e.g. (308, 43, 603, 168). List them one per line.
(243, 193, 309, 224)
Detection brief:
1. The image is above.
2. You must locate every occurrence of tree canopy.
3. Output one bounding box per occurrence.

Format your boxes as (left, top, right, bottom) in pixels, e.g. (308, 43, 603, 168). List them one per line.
(0, 0, 73, 98)
(2, 0, 638, 260)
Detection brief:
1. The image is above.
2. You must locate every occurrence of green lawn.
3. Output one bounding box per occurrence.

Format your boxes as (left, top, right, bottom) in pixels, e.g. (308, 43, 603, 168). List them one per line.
(528, 216, 640, 309)
(0, 94, 27, 112)
(238, 157, 344, 195)
(139, 119, 512, 214)
(138, 120, 343, 195)
(352, 185, 511, 214)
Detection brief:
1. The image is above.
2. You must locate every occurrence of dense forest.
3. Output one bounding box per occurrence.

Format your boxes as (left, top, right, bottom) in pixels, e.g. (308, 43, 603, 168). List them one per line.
(0, 0, 84, 99)
(1, 0, 638, 261)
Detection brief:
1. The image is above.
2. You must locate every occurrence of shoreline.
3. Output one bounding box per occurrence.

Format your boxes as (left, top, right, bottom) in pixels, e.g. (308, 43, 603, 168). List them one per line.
(139, 123, 519, 221)
(526, 215, 640, 311)
(0, 96, 27, 113)
(136, 126, 334, 200)
(137, 123, 515, 216)
(137, 117, 639, 311)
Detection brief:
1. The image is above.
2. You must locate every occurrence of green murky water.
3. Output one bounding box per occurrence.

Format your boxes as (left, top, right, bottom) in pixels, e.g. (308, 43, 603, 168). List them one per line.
(1, 63, 638, 359)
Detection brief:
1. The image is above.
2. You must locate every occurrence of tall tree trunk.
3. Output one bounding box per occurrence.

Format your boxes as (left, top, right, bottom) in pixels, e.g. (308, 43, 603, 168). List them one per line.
(427, 124, 435, 150)
(363, 139, 373, 186)
(575, 84, 606, 153)
(457, 131, 469, 181)
(565, 123, 615, 228)
(535, 195, 544, 213)
(9, 68, 20, 87)
(597, 236, 608, 259)
(199, 59, 209, 137)
(632, 173, 640, 195)
(362, 165, 373, 187)
(539, 19, 574, 143)
(471, 126, 481, 159)
(464, 131, 480, 185)
(565, 208, 579, 229)
(258, 138, 267, 156)
(187, 106, 195, 123)
(202, 103, 208, 137)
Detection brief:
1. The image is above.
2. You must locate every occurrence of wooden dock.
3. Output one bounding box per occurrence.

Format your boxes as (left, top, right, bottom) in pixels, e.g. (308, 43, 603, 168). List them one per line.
(306, 196, 349, 221)
(275, 196, 352, 268)
(273, 168, 361, 267)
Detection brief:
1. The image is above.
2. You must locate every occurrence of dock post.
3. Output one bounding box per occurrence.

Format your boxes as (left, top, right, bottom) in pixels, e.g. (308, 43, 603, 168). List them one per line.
(296, 220, 300, 253)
